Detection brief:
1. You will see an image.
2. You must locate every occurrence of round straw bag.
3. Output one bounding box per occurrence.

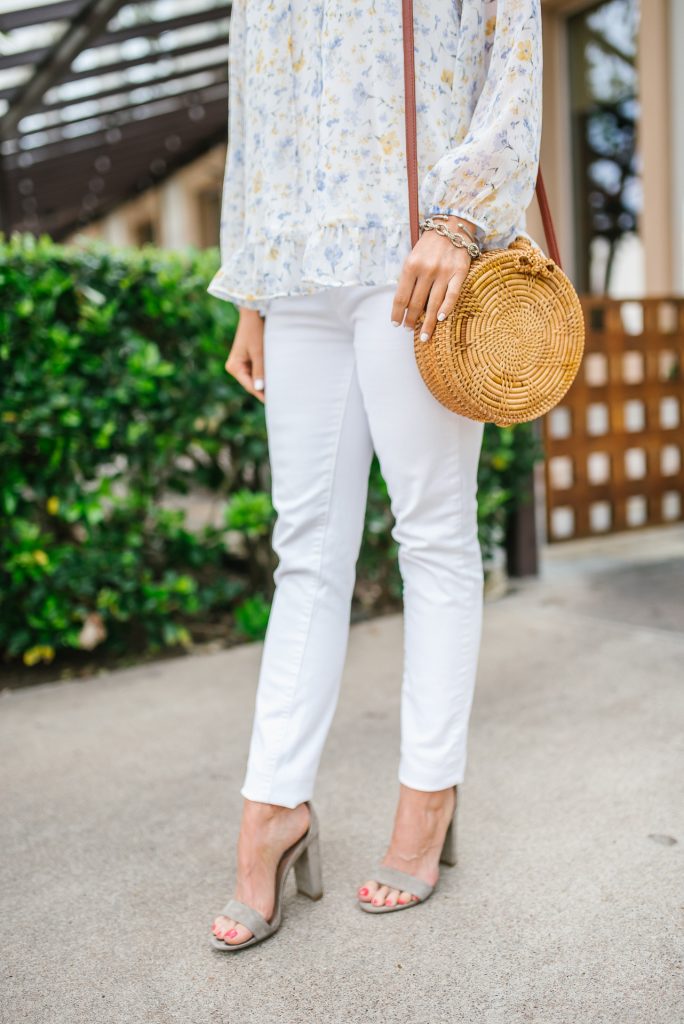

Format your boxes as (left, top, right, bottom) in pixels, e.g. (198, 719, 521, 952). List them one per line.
(413, 237, 585, 427)
(402, 0, 584, 428)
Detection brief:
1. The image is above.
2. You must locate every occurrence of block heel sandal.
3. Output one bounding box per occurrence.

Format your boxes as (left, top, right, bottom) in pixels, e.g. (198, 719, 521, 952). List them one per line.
(359, 785, 458, 914)
(211, 802, 323, 951)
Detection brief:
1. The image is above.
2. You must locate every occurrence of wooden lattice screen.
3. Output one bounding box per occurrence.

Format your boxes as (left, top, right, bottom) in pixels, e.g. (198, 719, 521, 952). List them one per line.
(542, 297, 684, 542)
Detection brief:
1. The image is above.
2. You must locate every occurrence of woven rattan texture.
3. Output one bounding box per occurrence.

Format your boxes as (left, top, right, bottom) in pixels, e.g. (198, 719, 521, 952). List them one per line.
(414, 238, 585, 426)
(543, 297, 684, 541)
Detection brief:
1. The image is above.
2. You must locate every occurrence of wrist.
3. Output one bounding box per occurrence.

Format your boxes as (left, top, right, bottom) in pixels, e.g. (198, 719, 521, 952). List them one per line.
(443, 216, 478, 243)
(419, 217, 481, 260)
(429, 212, 484, 247)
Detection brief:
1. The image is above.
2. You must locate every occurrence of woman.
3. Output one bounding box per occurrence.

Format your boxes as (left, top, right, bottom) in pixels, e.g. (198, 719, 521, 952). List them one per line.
(208, 0, 542, 949)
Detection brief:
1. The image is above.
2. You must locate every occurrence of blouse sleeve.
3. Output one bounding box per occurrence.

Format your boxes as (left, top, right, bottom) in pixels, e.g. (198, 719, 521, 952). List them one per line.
(419, 0, 543, 246)
(218, 0, 246, 267)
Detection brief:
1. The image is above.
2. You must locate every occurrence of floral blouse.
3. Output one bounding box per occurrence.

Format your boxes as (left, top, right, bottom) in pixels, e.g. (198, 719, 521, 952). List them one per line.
(207, 0, 543, 311)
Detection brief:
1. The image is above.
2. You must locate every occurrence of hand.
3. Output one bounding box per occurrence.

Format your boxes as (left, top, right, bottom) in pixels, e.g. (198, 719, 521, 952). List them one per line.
(225, 307, 265, 403)
(391, 216, 477, 341)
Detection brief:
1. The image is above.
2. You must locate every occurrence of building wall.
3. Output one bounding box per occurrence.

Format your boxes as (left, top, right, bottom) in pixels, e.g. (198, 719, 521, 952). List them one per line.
(671, 0, 684, 292)
(72, 142, 226, 251)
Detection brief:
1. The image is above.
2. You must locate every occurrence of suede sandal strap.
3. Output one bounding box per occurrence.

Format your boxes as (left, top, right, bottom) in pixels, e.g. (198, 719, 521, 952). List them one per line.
(219, 898, 273, 940)
(372, 864, 434, 902)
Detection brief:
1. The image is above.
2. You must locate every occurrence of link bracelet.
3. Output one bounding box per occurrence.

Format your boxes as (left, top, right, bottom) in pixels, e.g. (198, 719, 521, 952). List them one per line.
(419, 217, 481, 260)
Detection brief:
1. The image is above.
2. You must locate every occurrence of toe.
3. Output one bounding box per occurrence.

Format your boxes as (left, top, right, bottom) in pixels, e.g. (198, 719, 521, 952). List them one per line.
(212, 915, 230, 936)
(371, 885, 390, 907)
(226, 923, 253, 945)
(358, 880, 379, 903)
(397, 890, 416, 905)
(384, 889, 400, 908)
(215, 916, 238, 941)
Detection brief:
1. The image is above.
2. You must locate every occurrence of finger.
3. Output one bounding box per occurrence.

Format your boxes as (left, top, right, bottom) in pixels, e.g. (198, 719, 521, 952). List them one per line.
(251, 349, 265, 396)
(417, 277, 450, 342)
(226, 356, 265, 404)
(391, 259, 418, 326)
(404, 266, 434, 330)
(437, 267, 470, 322)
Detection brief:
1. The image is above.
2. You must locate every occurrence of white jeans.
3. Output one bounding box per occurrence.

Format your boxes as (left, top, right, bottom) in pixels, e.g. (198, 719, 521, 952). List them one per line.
(241, 283, 485, 808)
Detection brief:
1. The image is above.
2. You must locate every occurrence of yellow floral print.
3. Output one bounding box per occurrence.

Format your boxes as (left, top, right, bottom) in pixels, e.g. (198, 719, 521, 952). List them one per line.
(208, 0, 543, 311)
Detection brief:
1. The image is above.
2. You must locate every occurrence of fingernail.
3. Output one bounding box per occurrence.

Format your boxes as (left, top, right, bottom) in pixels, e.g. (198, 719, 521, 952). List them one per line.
(437, 312, 446, 322)
(227, 929, 238, 938)
(254, 378, 264, 391)
(420, 332, 429, 342)
(359, 887, 369, 896)
(391, 320, 401, 327)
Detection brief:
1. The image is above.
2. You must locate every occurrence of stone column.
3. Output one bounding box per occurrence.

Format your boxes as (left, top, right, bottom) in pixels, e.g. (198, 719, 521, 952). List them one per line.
(670, 0, 684, 293)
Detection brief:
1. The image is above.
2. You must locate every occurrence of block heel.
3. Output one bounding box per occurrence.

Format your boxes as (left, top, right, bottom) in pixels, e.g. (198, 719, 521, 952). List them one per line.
(294, 832, 324, 900)
(439, 796, 458, 866)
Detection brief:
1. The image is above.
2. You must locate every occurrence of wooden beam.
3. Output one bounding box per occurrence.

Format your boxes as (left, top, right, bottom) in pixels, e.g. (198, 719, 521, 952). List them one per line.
(25, 60, 228, 115)
(14, 67, 227, 142)
(0, 1, 104, 32)
(4, 82, 228, 167)
(0, 0, 128, 138)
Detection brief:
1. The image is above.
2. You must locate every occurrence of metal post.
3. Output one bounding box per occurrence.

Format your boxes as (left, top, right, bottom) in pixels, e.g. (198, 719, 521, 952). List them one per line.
(504, 420, 541, 578)
(0, 147, 11, 235)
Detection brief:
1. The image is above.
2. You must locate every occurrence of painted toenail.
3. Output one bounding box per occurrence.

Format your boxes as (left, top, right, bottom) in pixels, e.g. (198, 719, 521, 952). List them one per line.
(359, 887, 369, 896)
(372, 898, 381, 905)
(227, 929, 238, 938)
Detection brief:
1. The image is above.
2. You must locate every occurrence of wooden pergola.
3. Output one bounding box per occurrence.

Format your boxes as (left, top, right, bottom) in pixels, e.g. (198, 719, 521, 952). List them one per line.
(0, 0, 230, 239)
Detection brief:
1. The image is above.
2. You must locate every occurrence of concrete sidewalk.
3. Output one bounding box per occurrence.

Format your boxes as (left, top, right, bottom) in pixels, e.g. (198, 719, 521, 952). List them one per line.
(1, 528, 683, 1024)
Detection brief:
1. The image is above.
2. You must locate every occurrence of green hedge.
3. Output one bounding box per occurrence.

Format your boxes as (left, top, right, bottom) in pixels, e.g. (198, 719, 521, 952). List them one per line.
(0, 235, 541, 670)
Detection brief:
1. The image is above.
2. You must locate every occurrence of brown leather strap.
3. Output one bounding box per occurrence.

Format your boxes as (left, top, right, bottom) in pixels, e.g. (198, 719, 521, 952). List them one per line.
(402, 0, 420, 250)
(402, 0, 562, 268)
(534, 166, 562, 266)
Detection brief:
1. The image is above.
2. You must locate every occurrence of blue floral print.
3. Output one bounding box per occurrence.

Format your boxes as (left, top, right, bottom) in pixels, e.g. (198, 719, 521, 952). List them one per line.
(207, 0, 543, 311)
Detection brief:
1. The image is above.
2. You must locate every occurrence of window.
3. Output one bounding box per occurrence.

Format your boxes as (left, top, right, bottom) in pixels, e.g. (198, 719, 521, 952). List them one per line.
(134, 218, 157, 246)
(568, 0, 641, 296)
(197, 188, 221, 248)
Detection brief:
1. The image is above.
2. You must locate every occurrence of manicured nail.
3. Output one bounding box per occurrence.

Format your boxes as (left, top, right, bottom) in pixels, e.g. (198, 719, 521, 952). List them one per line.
(391, 320, 401, 327)
(227, 929, 238, 938)
(372, 898, 381, 905)
(437, 312, 446, 322)
(359, 887, 369, 896)
(420, 332, 429, 342)
(254, 378, 264, 391)
(397, 897, 407, 904)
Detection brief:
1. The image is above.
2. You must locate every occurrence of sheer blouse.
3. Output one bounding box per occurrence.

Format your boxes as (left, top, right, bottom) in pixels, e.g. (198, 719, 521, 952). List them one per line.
(207, 0, 543, 311)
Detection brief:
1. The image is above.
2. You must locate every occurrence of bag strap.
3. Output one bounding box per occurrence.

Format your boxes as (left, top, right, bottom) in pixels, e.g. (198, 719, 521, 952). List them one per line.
(401, 0, 562, 268)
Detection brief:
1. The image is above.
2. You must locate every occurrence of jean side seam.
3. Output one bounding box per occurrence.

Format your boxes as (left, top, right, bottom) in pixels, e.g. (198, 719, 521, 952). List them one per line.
(262, 360, 359, 801)
(398, 418, 475, 785)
